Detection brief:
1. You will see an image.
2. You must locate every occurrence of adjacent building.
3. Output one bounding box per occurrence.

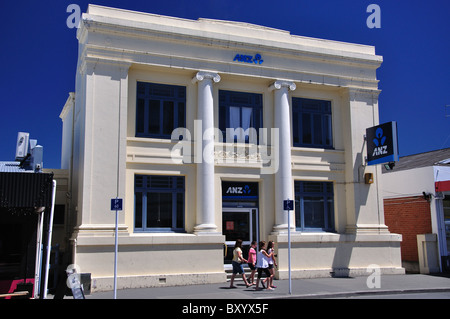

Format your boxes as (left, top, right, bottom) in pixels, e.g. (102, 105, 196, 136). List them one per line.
(382, 148, 450, 273)
(60, 5, 404, 291)
(0, 134, 56, 298)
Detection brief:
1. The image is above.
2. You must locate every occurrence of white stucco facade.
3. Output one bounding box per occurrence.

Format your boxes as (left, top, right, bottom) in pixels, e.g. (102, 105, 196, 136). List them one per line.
(60, 5, 403, 291)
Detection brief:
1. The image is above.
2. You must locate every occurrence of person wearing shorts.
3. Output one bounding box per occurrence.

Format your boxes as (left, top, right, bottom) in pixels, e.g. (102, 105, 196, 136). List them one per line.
(229, 239, 251, 288)
(247, 241, 257, 285)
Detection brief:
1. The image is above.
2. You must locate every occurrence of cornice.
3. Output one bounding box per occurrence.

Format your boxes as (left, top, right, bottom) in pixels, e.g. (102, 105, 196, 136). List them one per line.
(80, 15, 382, 70)
(81, 44, 380, 90)
(59, 92, 75, 120)
(78, 55, 132, 76)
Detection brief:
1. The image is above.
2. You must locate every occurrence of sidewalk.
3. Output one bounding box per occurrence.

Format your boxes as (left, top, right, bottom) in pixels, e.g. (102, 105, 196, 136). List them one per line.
(85, 273, 450, 299)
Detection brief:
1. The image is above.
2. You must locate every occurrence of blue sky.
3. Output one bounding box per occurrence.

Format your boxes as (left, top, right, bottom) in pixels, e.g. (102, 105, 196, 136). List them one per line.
(0, 0, 449, 169)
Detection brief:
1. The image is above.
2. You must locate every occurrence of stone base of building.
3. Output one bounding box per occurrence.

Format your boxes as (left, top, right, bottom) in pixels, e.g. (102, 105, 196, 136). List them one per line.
(269, 231, 405, 280)
(276, 266, 405, 280)
(71, 228, 405, 292)
(91, 272, 227, 292)
(71, 230, 227, 293)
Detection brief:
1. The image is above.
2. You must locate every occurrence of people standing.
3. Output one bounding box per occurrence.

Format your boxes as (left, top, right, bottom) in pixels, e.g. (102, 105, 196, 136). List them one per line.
(266, 240, 278, 289)
(229, 239, 251, 288)
(246, 241, 257, 285)
(255, 241, 273, 291)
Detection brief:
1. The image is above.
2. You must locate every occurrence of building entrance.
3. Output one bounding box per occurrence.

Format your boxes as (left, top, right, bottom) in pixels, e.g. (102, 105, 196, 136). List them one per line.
(223, 208, 259, 263)
(222, 181, 259, 264)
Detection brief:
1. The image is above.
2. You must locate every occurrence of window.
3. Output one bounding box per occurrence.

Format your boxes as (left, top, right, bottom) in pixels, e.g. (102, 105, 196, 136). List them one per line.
(295, 181, 334, 232)
(292, 97, 332, 149)
(219, 90, 262, 143)
(136, 82, 186, 138)
(134, 175, 185, 232)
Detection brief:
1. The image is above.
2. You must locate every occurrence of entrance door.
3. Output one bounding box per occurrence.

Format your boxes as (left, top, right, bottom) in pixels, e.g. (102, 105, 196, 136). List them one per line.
(223, 208, 259, 263)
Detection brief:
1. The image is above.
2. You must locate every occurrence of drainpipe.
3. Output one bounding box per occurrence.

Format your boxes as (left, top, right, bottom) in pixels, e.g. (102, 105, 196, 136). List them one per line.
(43, 180, 57, 299)
(33, 207, 45, 299)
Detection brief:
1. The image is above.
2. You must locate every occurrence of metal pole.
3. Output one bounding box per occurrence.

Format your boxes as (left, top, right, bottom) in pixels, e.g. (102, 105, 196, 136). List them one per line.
(43, 180, 57, 299)
(287, 199, 292, 295)
(34, 210, 44, 299)
(114, 198, 118, 299)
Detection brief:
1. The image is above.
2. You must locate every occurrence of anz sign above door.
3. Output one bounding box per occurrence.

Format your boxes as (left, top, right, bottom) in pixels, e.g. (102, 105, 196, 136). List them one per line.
(222, 181, 258, 200)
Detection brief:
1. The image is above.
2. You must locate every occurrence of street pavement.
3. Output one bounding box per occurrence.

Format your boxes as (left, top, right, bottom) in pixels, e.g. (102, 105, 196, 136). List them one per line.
(85, 273, 450, 299)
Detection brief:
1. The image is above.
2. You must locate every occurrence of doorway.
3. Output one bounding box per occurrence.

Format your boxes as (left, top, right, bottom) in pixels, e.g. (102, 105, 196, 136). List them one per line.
(223, 208, 259, 264)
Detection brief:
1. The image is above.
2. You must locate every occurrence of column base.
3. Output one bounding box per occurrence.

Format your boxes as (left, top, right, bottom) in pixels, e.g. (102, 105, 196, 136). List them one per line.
(271, 223, 295, 235)
(345, 224, 390, 234)
(193, 223, 219, 235)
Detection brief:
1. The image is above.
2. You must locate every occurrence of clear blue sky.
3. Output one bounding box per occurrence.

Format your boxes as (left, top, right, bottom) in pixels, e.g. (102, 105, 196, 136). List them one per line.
(0, 0, 449, 169)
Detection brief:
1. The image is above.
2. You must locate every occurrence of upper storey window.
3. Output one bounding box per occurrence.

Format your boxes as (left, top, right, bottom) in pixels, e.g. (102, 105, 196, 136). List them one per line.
(292, 97, 333, 149)
(136, 82, 186, 139)
(219, 90, 263, 143)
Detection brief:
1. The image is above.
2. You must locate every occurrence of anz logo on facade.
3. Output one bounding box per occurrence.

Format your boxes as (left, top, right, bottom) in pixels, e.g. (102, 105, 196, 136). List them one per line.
(233, 53, 264, 65)
(366, 121, 399, 166)
(372, 127, 388, 156)
(225, 185, 251, 195)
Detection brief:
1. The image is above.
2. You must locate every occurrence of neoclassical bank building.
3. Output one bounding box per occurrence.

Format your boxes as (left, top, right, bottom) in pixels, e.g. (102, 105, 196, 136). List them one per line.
(59, 5, 404, 291)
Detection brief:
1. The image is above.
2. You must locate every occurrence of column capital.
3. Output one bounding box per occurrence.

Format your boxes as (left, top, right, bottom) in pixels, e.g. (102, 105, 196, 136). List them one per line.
(269, 80, 296, 92)
(192, 71, 221, 84)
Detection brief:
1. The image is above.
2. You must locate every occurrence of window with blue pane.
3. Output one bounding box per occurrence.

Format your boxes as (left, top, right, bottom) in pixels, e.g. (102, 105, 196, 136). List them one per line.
(136, 82, 186, 138)
(292, 98, 333, 149)
(134, 175, 185, 232)
(294, 181, 335, 232)
(219, 90, 262, 143)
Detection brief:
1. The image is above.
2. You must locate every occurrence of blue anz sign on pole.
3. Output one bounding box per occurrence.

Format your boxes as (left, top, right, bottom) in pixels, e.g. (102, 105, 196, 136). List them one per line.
(366, 121, 399, 166)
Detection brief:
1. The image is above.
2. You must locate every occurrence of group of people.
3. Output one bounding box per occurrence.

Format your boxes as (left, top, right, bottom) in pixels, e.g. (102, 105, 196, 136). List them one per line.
(229, 239, 277, 291)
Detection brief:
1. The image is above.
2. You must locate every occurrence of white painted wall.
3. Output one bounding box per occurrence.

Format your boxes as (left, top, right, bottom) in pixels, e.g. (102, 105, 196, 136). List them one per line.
(60, 4, 404, 290)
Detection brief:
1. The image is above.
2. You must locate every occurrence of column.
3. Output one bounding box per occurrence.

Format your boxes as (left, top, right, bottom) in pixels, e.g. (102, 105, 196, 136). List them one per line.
(192, 71, 221, 234)
(342, 87, 389, 234)
(75, 58, 130, 231)
(269, 80, 296, 233)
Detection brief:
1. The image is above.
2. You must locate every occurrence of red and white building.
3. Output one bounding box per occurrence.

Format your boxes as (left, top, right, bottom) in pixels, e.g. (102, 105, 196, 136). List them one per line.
(382, 148, 450, 273)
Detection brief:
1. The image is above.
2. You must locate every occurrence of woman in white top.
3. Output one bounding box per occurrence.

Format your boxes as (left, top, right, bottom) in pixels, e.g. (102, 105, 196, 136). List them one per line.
(255, 241, 274, 290)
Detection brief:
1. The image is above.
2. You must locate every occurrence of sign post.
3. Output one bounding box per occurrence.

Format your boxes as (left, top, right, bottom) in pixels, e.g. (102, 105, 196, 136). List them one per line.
(283, 199, 294, 295)
(111, 198, 123, 299)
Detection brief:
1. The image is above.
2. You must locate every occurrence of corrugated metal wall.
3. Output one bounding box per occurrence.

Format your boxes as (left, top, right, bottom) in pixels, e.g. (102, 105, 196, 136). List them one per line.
(0, 172, 54, 208)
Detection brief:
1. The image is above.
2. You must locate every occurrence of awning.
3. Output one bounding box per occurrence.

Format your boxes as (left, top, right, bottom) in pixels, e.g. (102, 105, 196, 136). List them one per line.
(0, 172, 54, 210)
(436, 181, 450, 192)
(434, 166, 450, 193)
